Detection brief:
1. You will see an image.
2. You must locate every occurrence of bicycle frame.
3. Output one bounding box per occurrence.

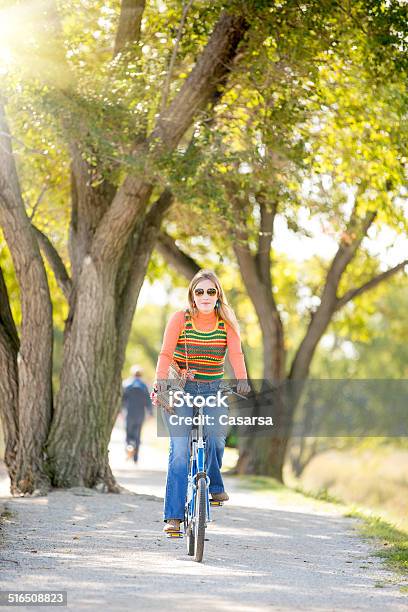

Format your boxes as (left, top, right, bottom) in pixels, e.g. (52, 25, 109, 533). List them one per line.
(185, 404, 212, 531)
(165, 383, 245, 558)
(184, 384, 244, 532)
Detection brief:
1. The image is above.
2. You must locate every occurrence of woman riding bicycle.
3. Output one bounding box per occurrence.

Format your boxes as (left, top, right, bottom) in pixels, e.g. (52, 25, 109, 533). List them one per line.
(154, 269, 250, 533)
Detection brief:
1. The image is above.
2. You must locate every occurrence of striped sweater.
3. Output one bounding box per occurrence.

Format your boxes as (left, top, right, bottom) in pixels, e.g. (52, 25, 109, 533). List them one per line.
(155, 309, 247, 380)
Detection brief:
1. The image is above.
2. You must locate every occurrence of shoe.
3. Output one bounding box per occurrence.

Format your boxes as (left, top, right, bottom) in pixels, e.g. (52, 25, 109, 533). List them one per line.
(211, 491, 229, 502)
(163, 519, 181, 533)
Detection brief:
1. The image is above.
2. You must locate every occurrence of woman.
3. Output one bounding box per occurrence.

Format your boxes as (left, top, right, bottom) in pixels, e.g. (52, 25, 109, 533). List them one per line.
(154, 269, 250, 533)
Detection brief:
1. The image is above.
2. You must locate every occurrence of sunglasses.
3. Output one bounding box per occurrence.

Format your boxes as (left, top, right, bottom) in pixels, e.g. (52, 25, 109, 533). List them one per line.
(194, 288, 217, 297)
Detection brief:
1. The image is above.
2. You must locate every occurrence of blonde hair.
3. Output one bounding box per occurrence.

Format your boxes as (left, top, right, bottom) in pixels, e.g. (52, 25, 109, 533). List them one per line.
(187, 269, 241, 336)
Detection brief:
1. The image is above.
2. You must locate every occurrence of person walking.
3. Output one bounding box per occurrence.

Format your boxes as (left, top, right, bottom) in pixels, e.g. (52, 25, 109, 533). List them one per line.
(154, 269, 250, 533)
(122, 365, 152, 463)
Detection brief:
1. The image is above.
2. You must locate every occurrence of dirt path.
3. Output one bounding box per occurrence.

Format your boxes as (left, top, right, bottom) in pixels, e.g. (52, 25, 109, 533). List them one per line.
(0, 424, 406, 611)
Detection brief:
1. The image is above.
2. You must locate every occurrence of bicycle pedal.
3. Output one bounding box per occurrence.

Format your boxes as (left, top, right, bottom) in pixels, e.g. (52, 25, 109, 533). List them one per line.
(165, 531, 183, 539)
(210, 500, 224, 506)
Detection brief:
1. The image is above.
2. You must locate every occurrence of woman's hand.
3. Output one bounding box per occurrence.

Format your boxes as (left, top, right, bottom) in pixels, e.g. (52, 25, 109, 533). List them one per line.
(236, 379, 251, 395)
(153, 380, 175, 414)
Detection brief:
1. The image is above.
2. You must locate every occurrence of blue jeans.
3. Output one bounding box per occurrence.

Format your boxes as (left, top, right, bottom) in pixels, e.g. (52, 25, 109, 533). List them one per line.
(163, 380, 228, 521)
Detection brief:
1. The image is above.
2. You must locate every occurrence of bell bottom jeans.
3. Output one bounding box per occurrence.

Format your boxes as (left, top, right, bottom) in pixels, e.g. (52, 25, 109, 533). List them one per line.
(163, 380, 228, 521)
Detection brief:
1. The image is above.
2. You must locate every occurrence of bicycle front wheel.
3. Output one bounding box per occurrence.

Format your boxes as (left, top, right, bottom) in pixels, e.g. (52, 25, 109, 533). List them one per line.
(194, 476, 207, 562)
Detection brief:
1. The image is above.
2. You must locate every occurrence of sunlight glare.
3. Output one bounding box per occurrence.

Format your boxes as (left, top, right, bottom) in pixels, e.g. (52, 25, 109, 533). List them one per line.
(0, 46, 13, 74)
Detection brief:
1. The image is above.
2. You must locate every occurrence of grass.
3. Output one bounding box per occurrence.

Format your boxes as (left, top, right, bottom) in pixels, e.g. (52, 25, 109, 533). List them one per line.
(292, 484, 343, 505)
(228, 474, 285, 491)
(290, 485, 408, 579)
(229, 472, 342, 504)
(227, 472, 347, 519)
(344, 509, 408, 577)
(291, 445, 408, 532)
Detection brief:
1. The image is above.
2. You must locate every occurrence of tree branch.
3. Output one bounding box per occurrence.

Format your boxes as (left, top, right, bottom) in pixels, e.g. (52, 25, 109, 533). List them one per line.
(68, 143, 116, 275)
(114, 0, 146, 57)
(229, 187, 280, 316)
(153, 11, 249, 150)
(324, 209, 377, 295)
(228, 191, 285, 379)
(31, 225, 72, 300)
(29, 185, 48, 221)
(335, 259, 408, 310)
(255, 197, 277, 292)
(156, 232, 200, 280)
(116, 189, 174, 360)
(92, 9, 249, 265)
(160, 0, 195, 114)
(289, 207, 377, 380)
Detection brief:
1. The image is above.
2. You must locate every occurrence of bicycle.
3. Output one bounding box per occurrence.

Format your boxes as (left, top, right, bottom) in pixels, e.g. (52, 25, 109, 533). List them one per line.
(164, 383, 248, 563)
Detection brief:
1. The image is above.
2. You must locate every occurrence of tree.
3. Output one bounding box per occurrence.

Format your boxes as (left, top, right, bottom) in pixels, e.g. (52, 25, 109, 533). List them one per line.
(155, 1, 408, 480)
(0, 0, 258, 493)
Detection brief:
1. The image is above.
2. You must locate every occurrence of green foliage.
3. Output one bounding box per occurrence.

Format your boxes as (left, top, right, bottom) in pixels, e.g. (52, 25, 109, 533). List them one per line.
(310, 275, 408, 378)
(347, 510, 408, 575)
(303, 50, 408, 231)
(1, 0, 407, 388)
(293, 484, 342, 505)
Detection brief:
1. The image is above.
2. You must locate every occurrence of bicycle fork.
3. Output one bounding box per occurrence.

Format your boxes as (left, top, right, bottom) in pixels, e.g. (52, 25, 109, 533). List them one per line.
(187, 432, 212, 526)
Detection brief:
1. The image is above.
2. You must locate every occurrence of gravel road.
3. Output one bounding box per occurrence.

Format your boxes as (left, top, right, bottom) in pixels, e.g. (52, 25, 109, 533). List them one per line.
(0, 423, 406, 611)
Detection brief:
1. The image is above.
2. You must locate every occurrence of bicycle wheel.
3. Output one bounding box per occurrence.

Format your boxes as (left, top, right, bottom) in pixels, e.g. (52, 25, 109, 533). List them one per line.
(194, 476, 207, 562)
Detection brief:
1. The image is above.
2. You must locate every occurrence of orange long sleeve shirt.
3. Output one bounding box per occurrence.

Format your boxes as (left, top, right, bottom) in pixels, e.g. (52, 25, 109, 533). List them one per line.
(155, 310, 247, 380)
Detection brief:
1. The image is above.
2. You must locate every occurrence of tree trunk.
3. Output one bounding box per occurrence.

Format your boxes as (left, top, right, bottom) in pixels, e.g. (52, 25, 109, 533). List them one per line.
(231, 271, 288, 480)
(229, 199, 288, 480)
(0, 7, 251, 494)
(0, 267, 19, 492)
(0, 104, 54, 495)
(46, 191, 173, 490)
(235, 204, 378, 482)
(46, 261, 121, 489)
